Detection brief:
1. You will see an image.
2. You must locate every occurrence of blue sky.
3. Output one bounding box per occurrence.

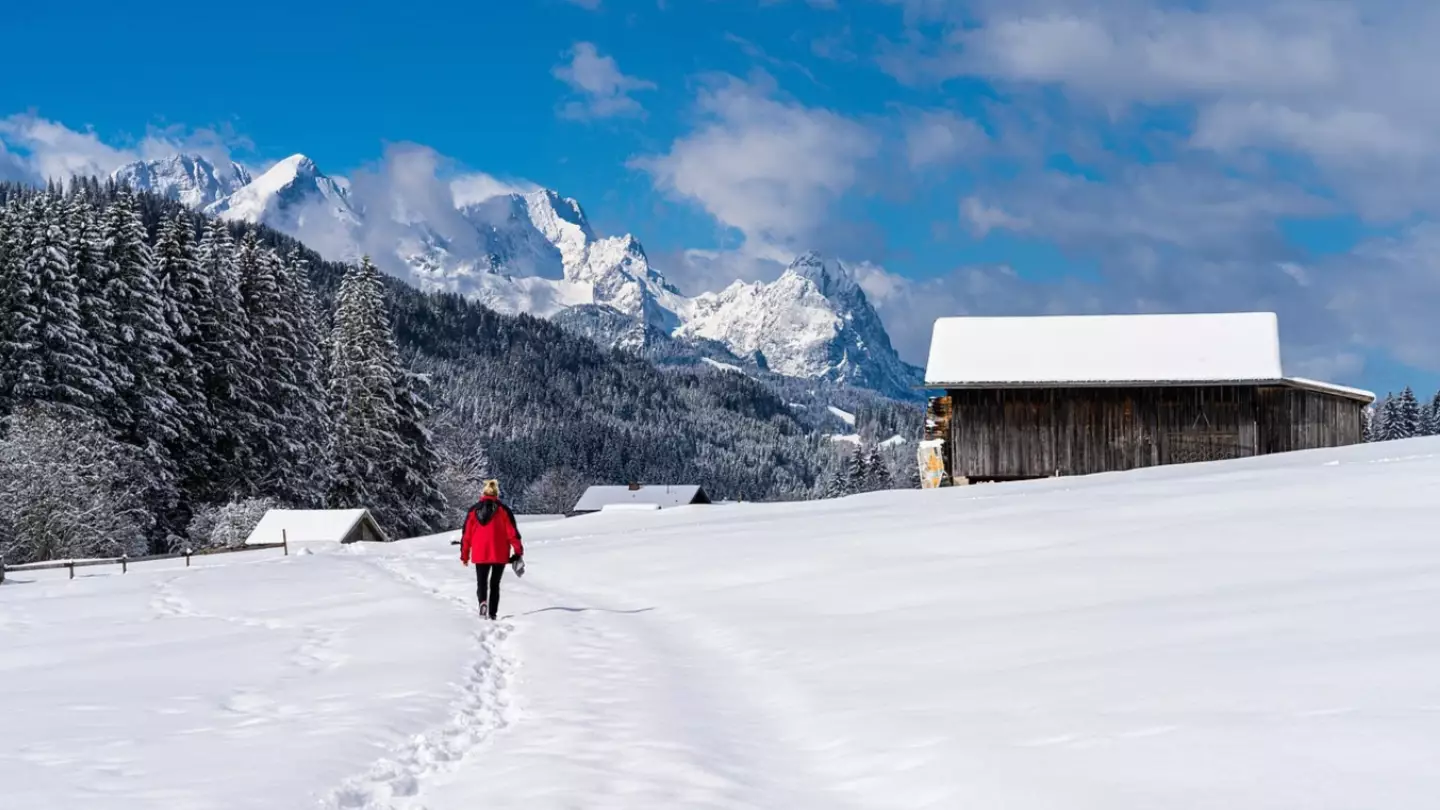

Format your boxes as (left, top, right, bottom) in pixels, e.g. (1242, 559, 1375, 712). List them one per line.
(3, 0, 1440, 396)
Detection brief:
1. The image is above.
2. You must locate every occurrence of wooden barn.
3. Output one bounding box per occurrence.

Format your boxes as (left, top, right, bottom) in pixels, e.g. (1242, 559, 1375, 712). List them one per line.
(921, 312, 1374, 485)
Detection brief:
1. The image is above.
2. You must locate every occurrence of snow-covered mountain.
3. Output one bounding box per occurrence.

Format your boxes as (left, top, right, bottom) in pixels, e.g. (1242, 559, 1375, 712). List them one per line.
(111, 154, 253, 209)
(114, 153, 922, 399)
(204, 154, 359, 232)
(680, 252, 919, 396)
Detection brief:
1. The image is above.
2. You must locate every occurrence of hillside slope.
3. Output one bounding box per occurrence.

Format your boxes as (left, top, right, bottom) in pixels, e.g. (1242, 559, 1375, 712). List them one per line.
(8, 439, 1440, 808)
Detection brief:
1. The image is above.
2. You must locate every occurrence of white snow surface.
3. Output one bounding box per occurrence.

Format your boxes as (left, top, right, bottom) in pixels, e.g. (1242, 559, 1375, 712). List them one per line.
(205, 153, 358, 228)
(701, 357, 745, 374)
(13, 441, 1440, 808)
(827, 405, 856, 425)
(925, 312, 1286, 386)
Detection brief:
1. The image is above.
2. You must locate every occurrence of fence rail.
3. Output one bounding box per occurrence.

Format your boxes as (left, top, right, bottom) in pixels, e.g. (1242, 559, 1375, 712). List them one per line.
(1, 532, 291, 584)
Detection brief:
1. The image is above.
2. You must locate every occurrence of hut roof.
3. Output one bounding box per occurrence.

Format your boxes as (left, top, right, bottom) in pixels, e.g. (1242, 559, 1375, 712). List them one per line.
(923, 313, 1373, 402)
(244, 509, 388, 545)
(572, 485, 710, 513)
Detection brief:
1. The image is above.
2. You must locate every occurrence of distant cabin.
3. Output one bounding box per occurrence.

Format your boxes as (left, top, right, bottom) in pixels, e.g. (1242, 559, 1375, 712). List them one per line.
(245, 509, 389, 546)
(921, 312, 1374, 485)
(569, 484, 712, 517)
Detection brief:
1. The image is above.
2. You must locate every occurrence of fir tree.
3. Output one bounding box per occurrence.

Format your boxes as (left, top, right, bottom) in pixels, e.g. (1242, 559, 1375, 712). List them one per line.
(1427, 390, 1440, 437)
(0, 200, 18, 416)
(1379, 393, 1403, 441)
(865, 444, 893, 491)
(194, 219, 267, 498)
(102, 191, 186, 545)
(328, 256, 403, 518)
(389, 367, 449, 537)
(102, 191, 184, 448)
(1395, 387, 1422, 440)
(824, 458, 851, 498)
(13, 195, 106, 414)
(1362, 405, 1377, 443)
(848, 444, 871, 493)
(152, 213, 211, 481)
(64, 195, 125, 419)
(272, 248, 332, 505)
(236, 231, 293, 497)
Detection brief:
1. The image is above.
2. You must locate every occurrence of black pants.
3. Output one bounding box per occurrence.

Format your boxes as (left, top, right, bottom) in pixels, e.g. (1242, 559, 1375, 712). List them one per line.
(474, 563, 505, 618)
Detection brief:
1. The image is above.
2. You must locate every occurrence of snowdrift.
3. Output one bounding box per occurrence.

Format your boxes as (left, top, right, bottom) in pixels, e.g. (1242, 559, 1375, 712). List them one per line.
(7, 438, 1440, 808)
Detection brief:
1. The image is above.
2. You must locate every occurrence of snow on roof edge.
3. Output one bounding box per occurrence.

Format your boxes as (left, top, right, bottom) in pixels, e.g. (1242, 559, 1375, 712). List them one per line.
(1281, 377, 1376, 402)
(920, 376, 1374, 402)
(924, 312, 1283, 386)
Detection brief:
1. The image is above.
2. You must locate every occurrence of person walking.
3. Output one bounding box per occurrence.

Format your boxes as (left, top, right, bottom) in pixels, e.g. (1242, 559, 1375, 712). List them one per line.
(460, 479, 524, 619)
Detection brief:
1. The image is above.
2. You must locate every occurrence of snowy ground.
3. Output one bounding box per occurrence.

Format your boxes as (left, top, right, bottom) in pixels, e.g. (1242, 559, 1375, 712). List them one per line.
(7, 440, 1440, 808)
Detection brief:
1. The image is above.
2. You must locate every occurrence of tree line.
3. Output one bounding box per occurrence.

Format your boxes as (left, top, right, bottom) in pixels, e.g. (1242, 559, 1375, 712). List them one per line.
(0, 180, 442, 563)
(1364, 386, 1440, 442)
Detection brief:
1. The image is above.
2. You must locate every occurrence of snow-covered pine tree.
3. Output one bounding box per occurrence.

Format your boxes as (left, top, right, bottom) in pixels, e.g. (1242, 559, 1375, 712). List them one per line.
(864, 443, 892, 491)
(237, 231, 297, 500)
(152, 213, 212, 484)
(824, 459, 851, 499)
(102, 191, 184, 449)
(1378, 393, 1402, 441)
(390, 367, 449, 537)
(1371, 394, 1391, 442)
(1362, 405, 1377, 442)
(1396, 387, 1423, 439)
(273, 248, 332, 506)
(13, 194, 106, 415)
(102, 190, 187, 546)
(1427, 390, 1440, 437)
(0, 199, 17, 416)
(63, 194, 125, 421)
(848, 443, 871, 493)
(327, 256, 404, 521)
(194, 219, 268, 499)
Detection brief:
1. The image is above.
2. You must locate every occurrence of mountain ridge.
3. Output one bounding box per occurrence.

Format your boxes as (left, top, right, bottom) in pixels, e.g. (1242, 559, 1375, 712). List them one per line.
(111, 152, 922, 399)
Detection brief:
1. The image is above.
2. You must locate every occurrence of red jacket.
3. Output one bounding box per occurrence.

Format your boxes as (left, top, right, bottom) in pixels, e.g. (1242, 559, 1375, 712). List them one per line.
(460, 496, 523, 565)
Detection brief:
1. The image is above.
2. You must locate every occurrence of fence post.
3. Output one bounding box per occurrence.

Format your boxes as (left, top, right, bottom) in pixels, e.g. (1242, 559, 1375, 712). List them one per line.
(283, 529, 289, 557)
(69, 561, 75, 580)
(0, 555, 6, 585)
(185, 548, 192, 568)
(121, 554, 128, 574)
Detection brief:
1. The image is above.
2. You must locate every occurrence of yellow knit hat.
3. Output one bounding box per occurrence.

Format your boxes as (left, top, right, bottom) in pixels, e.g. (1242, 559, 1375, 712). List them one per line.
(482, 479, 500, 498)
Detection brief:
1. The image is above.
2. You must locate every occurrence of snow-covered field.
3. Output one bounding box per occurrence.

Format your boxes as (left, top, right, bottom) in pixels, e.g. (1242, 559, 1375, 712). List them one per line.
(8, 440, 1440, 808)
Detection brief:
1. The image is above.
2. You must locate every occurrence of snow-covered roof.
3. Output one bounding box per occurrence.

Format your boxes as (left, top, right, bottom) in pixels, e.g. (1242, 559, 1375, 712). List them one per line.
(925, 313, 1285, 387)
(1280, 377, 1376, 402)
(245, 509, 387, 545)
(572, 485, 710, 513)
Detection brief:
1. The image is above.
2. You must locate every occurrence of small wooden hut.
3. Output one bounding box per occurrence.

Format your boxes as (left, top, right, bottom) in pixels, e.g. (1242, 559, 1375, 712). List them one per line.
(921, 312, 1373, 485)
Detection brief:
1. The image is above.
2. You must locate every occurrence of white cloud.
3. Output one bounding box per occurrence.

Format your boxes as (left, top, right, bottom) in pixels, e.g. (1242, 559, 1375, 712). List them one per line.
(0, 113, 135, 181)
(960, 196, 1029, 237)
(1192, 101, 1427, 161)
(0, 113, 252, 182)
(903, 109, 986, 168)
(553, 42, 656, 120)
(633, 75, 878, 256)
(450, 172, 539, 207)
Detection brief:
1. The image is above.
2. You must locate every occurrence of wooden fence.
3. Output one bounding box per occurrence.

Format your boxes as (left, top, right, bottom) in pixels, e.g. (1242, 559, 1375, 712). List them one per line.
(0, 531, 291, 584)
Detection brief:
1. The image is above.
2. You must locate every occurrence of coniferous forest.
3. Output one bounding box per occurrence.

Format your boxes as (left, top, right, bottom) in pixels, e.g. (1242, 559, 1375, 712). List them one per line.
(0, 179, 914, 563)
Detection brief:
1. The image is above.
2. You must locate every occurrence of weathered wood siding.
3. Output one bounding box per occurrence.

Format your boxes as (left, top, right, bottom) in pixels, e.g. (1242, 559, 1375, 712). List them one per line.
(1256, 386, 1366, 453)
(944, 385, 1363, 480)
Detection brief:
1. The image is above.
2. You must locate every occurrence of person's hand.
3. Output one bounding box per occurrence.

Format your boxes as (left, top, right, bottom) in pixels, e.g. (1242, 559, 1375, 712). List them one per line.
(462, 560, 470, 567)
